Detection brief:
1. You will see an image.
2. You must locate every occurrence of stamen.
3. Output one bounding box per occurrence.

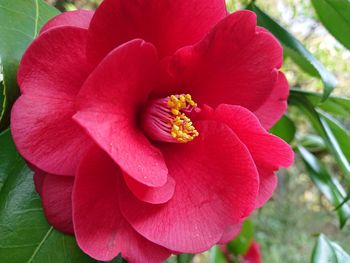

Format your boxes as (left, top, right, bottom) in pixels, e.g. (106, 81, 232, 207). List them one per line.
(142, 94, 199, 143)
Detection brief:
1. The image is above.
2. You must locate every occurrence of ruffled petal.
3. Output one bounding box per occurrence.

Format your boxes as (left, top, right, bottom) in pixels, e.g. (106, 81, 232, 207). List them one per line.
(123, 174, 175, 204)
(255, 168, 278, 208)
(164, 10, 283, 112)
(41, 173, 75, 234)
(11, 27, 94, 175)
(40, 10, 94, 34)
(209, 104, 294, 206)
(243, 241, 262, 263)
(119, 120, 259, 253)
(87, 0, 227, 63)
(74, 39, 168, 187)
(218, 224, 242, 244)
(253, 72, 289, 129)
(73, 146, 171, 262)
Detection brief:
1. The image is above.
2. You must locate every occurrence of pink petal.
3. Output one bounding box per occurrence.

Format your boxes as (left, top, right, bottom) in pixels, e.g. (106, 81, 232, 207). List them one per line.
(119, 120, 259, 253)
(32, 167, 45, 195)
(41, 173, 75, 234)
(74, 39, 168, 187)
(210, 104, 294, 206)
(164, 10, 283, 112)
(40, 10, 94, 34)
(123, 174, 176, 204)
(87, 0, 227, 63)
(243, 241, 262, 263)
(253, 72, 289, 129)
(218, 224, 243, 244)
(11, 27, 94, 175)
(255, 168, 278, 208)
(73, 146, 171, 262)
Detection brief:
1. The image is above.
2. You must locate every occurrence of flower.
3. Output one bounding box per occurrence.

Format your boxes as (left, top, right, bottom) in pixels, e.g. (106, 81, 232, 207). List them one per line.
(11, 1, 294, 262)
(243, 241, 262, 263)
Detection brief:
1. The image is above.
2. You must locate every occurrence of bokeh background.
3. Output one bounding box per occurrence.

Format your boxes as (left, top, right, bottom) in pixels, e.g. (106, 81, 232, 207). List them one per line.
(44, 1, 350, 262)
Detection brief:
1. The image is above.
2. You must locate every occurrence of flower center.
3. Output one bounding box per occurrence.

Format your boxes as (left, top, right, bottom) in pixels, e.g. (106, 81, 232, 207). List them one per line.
(142, 94, 199, 143)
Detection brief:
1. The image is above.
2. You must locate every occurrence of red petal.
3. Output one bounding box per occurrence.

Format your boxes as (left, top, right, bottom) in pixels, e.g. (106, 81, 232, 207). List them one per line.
(119, 120, 259, 253)
(41, 173, 75, 234)
(87, 0, 227, 63)
(253, 72, 289, 129)
(165, 10, 283, 112)
(74, 39, 168, 187)
(73, 147, 170, 262)
(40, 10, 94, 34)
(256, 168, 278, 208)
(243, 241, 262, 263)
(32, 167, 45, 195)
(124, 174, 175, 204)
(218, 224, 242, 244)
(11, 27, 94, 175)
(211, 104, 294, 206)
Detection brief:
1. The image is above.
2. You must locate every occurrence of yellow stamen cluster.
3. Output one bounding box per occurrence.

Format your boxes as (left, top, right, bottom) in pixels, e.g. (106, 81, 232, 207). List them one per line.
(167, 94, 199, 143)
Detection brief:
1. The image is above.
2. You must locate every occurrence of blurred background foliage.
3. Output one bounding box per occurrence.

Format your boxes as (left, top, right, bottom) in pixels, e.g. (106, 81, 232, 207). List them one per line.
(44, 0, 350, 262)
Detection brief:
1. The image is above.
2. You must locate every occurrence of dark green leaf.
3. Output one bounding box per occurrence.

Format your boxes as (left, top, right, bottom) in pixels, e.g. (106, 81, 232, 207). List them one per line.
(311, 0, 350, 50)
(319, 112, 350, 165)
(227, 220, 254, 255)
(247, 4, 337, 100)
(0, 130, 101, 262)
(0, 0, 59, 130)
(210, 246, 227, 263)
(298, 146, 350, 228)
(312, 234, 350, 263)
(289, 94, 350, 180)
(270, 115, 296, 143)
(291, 89, 350, 118)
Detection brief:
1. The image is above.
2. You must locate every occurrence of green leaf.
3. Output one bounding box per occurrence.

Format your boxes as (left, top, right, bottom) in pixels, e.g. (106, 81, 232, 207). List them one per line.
(270, 115, 296, 143)
(291, 89, 350, 118)
(298, 146, 350, 228)
(246, 3, 337, 100)
(311, 0, 350, 50)
(0, 81, 4, 130)
(289, 93, 350, 180)
(0, 0, 59, 130)
(227, 220, 254, 255)
(0, 130, 100, 262)
(319, 112, 350, 165)
(177, 254, 194, 263)
(210, 246, 227, 263)
(299, 134, 327, 152)
(312, 234, 350, 263)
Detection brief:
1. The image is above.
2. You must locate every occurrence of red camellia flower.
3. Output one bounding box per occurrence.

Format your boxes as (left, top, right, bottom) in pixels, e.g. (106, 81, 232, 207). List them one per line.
(243, 241, 262, 263)
(11, 0, 294, 262)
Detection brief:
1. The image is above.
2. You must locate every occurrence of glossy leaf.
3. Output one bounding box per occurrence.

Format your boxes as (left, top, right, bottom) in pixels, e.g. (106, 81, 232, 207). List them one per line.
(247, 3, 337, 100)
(312, 234, 350, 263)
(270, 115, 296, 143)
(298, 146, 350, 228)
(0, 0, 59, 130)
(291, 89, 350, 118)
(299, 134, 327, 152)
(319, 112, 350, 165)
(0, 130, 97, 262)
(289, 93, 350, 180)
(311, 0, 350, 50)
(227, 220, 254, 255)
